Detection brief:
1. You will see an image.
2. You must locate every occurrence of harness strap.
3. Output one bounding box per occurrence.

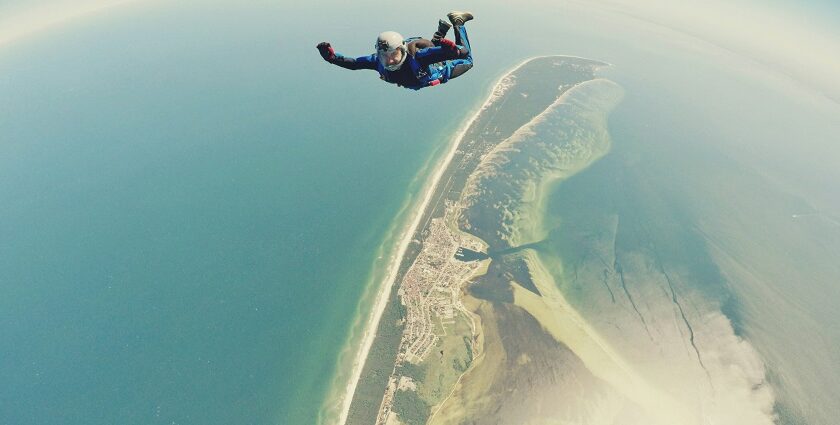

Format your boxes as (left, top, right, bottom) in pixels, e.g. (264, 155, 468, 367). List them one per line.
(409, 57, 445, 87)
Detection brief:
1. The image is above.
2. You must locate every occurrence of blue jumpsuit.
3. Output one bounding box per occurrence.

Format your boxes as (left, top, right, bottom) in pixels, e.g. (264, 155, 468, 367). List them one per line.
(327, 25, 473, 90)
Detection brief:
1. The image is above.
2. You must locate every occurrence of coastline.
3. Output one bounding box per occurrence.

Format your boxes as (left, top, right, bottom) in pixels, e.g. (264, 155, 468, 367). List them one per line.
(331, 56, 544, 425)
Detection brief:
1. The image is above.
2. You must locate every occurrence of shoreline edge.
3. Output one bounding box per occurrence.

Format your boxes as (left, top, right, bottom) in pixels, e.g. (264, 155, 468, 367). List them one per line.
(333, 56, 547, 425)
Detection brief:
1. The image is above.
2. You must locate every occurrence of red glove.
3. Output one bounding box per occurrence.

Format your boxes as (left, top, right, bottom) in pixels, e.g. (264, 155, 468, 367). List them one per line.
(439, 38, 457, 52)
(317, 42, 336, 62)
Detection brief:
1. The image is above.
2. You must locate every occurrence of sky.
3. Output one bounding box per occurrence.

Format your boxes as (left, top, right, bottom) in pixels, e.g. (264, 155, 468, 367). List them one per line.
(586, 0, 840, 102)
(3, 0, 837, 100)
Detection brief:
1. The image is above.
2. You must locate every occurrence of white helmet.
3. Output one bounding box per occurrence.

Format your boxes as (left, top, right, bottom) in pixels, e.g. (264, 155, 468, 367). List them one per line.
(376, 31, 407, 71)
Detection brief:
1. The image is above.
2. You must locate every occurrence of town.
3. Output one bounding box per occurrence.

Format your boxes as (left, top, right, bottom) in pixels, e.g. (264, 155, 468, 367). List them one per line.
(375, 206, 488, 424)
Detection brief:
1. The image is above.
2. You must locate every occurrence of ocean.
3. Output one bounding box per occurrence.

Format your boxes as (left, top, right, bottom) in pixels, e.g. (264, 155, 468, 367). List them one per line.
(0, 1, 487, 424)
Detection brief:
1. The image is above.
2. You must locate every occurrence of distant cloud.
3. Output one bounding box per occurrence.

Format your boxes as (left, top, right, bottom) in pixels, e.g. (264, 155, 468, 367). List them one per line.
(0, 0, 142, 49)
(583, 0, 840, 103)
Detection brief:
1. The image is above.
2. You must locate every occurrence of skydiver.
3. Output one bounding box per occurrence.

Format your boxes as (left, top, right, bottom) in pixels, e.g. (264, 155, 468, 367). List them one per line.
(316, 11, 474, 90)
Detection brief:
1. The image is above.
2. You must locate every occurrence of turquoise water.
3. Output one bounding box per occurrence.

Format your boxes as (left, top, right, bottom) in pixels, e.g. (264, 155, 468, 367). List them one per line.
(0, 2, 486, 424)
(3, 0, 838, 424)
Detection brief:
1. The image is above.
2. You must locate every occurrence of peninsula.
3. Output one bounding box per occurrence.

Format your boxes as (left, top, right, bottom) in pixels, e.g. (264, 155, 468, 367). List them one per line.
(338, 56, 611, 425)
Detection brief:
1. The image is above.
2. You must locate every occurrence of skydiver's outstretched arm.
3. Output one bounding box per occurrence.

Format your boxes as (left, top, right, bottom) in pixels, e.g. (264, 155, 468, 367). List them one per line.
(331, 54, 378, 71)
(316, 42, 378, 70)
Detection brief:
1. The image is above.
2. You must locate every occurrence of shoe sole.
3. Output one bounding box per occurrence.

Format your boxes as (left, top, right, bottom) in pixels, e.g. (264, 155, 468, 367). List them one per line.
(447, 11, 473, 25)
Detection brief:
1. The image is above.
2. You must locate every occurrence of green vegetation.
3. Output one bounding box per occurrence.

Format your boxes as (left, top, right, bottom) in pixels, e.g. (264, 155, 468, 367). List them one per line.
(451, 336, 474, 372)
(415, 311, 474, 407)
(345, 286, 405, 425)
(397, 362, 427, 382)
(392, 389, 431, 425)
(452, 358, 467, 372)
(463, 336, 473, 364)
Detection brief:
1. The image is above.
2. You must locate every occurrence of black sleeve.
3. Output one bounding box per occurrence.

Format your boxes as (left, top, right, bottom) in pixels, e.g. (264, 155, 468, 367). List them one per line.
(330, 53, 378, 71)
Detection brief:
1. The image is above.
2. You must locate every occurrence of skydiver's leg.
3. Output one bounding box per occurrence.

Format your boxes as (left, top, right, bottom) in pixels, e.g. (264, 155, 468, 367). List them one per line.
(447, 59, 473, 80)
(445, 24, 473, 80)
(453, 24, 472, 62)
(432, 19, 451, 46)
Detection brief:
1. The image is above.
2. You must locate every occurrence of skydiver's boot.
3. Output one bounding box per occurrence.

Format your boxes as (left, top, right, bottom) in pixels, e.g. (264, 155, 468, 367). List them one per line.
(446, 11, 474, 27)
(431, 19, 451, 46)
(447, 11, 473, 48)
